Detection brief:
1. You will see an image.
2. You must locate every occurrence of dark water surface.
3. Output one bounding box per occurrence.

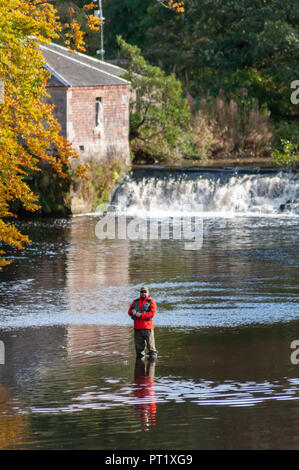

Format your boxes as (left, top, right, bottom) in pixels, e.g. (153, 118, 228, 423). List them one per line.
(0, 203, 298, 448)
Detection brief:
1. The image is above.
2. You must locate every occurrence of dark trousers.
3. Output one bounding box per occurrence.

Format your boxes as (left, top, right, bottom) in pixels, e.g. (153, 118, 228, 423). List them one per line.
(134, 329, 157, 358)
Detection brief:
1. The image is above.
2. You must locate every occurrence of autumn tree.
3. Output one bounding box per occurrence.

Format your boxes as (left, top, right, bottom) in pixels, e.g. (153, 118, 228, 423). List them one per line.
(0, 0, 83, 269)
(0, 0, 183, 268)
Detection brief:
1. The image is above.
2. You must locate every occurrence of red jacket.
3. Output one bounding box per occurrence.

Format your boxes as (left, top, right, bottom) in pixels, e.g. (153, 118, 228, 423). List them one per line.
(128, 296, 156, 330)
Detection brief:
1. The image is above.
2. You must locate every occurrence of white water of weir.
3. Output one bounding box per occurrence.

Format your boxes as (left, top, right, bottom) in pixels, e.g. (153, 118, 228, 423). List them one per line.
(112, 170, 299, 217)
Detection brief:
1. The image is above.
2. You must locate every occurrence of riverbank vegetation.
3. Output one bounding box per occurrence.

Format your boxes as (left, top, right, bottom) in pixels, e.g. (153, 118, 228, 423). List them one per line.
(117, 36, 298, 168)
(58, 0, 298, 167)
(117, 37, 191, 162)
(10, 157, 127, 217)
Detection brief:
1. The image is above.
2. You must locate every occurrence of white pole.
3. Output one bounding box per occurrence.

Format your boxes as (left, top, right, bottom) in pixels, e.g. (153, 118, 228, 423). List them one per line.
(95, 0, 105, 61)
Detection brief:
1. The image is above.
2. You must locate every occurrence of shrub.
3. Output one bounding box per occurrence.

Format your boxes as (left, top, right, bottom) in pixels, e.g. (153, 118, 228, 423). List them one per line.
(271, 139, 299, 170)
(274, 121, 299, 148)
(192, 91, 273, 159)
(70, 157, 128, 210)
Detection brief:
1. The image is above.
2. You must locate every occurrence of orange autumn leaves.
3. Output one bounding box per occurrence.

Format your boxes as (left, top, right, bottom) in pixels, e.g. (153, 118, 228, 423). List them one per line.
(64, 18, 86, 52)
(64, 3, 104, 52)
(168, 1, 185, 12)
(0, 0, 183, 269)
(0, 0, 79, 268)
(158, 0, 185, 12)
(83, 1, 104, 31)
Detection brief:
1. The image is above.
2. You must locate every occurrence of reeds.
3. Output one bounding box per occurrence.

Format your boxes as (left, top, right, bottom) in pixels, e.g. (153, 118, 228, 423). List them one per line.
(192, 91, 273, 159)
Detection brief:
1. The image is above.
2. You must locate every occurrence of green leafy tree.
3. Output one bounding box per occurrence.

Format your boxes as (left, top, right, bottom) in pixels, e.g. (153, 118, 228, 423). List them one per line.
(272, 139, 299, 170)
(54, 0, 298, 122)
(117, 37, 191, 160)
(103, 0, 152, 57)
(144, 0, 299, 119)
(53, 0, 101, 55)
(53, 0, 182, 57)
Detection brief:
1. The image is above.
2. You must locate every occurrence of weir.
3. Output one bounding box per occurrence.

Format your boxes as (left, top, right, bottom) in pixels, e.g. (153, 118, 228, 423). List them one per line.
(112, 167, 299, 217)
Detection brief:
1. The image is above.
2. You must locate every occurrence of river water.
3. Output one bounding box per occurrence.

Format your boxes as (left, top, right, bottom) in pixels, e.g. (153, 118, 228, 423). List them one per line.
(0, 168, 298, 449)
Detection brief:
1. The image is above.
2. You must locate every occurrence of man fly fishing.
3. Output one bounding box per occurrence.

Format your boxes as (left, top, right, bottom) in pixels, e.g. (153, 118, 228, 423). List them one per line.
(128, 286, 157, 359)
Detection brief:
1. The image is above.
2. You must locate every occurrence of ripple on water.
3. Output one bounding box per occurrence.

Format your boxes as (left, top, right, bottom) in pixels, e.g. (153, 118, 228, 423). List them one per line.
(28, 377, 299, 414)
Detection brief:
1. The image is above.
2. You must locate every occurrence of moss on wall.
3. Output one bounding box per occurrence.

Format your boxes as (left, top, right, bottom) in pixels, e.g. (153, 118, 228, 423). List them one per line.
(11, 159, 129, 217)
(70, 158, 128, 213)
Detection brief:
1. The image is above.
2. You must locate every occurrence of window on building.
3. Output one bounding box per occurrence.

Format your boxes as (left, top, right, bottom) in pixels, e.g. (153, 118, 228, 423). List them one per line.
(95, 97, 103, 131)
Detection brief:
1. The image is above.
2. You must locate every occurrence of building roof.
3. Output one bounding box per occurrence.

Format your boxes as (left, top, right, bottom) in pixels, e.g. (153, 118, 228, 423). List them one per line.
(40, 42, 130, 87)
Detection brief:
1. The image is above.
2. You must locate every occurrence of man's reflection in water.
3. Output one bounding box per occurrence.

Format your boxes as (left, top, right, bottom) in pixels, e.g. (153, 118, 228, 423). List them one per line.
(134, 358, 157, 430)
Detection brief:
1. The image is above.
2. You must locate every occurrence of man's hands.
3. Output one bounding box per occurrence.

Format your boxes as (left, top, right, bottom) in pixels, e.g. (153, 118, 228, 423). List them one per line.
(132, 309, 142, 319)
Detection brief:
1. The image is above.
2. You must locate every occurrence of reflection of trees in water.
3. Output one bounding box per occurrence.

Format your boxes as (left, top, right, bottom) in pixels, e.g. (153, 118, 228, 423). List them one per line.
(133, 359, 157, 430)
(156, 322, 299, 384)
(0, 385, 28, 449)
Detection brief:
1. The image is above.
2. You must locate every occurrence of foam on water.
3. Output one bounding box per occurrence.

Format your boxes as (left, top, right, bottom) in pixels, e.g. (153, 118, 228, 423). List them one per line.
(113, 170, 299, 217)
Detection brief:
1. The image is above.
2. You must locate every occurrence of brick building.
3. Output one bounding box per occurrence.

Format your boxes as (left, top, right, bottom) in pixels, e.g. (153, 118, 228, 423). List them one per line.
(40, 42, 130, 164)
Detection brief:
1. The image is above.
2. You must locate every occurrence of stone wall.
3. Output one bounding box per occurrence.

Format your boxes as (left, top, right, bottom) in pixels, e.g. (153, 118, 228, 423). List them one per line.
(47, 84, 130, 165)
(46, 87, 67, 137)
(66, 85, 130, 164)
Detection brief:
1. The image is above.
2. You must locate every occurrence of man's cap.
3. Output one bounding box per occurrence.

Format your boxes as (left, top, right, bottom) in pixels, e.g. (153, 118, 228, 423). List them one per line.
(140, 286, 149, 292)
